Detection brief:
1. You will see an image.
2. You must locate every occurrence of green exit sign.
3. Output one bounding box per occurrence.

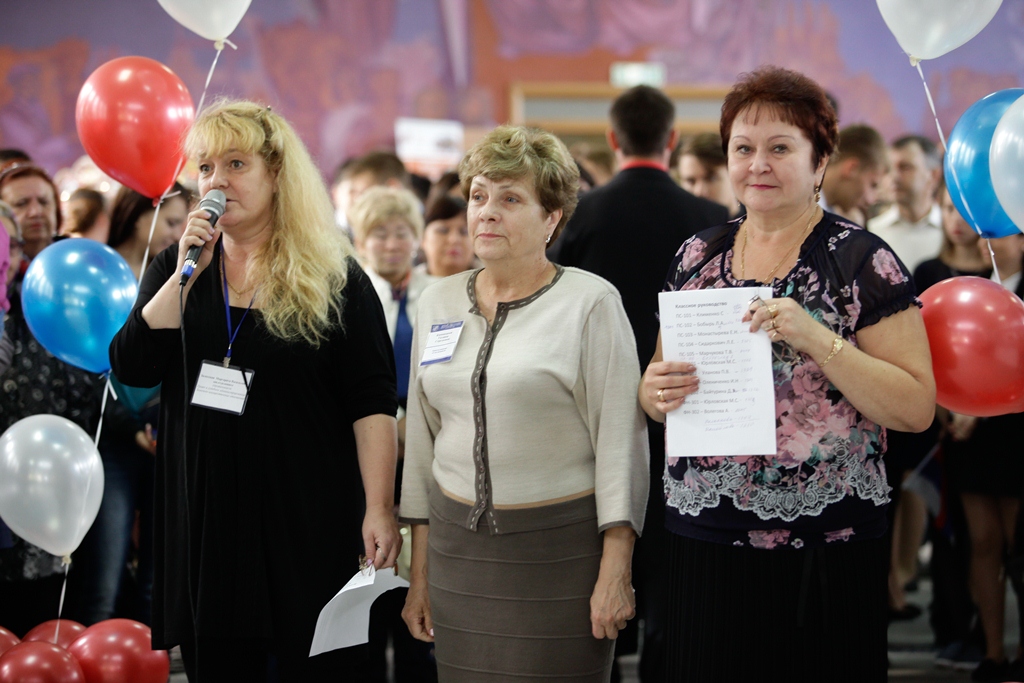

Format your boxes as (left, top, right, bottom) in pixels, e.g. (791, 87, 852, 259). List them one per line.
(610, 62, 667, 88)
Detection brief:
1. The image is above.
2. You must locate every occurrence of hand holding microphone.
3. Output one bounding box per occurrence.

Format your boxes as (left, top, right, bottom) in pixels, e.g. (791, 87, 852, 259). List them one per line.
(178, 189, 226, 286)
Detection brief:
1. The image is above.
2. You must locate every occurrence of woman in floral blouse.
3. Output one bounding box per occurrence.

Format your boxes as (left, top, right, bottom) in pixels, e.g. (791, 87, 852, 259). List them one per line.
(639, 66, 935, 683)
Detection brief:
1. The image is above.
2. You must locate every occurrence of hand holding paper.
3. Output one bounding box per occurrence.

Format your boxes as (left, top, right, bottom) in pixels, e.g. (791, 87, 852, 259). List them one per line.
(657, 286, 777, 459)
(309, 565, 410, 657)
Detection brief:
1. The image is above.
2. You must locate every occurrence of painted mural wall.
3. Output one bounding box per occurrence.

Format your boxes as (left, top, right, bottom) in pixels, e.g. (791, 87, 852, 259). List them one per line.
(1, 0, 1022, 176)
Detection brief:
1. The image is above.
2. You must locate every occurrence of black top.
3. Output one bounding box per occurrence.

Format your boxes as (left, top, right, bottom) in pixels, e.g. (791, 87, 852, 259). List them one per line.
(553, 167, 729, 529)
(554, 167, 730, 368)
(912, 258, 991, 295)
(109, 242, 397, 654)
(661, 213, 919, 548)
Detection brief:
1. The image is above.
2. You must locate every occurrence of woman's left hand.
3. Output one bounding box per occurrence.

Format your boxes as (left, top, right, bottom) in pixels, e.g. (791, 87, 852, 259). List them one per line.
(742, 296, 835, 360)
(589, 565, 636, 639)
(362, 504, 401, 569)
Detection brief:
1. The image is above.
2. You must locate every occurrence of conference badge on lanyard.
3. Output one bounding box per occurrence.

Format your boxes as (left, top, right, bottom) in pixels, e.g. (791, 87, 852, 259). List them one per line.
(190, 243, 257, 415)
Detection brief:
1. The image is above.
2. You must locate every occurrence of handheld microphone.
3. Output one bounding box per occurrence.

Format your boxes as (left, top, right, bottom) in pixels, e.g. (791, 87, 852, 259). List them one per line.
(179, 189, 226, 286)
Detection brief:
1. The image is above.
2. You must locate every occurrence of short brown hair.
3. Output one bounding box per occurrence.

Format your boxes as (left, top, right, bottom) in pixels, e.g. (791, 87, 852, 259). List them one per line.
(610, 85, 676, 157)
(458, 125, 579, 241)
(343, 151, 410, 188)
(833, 124, 888, 171)
(720, 66, 838, 169)
(680, 132, 727, 170)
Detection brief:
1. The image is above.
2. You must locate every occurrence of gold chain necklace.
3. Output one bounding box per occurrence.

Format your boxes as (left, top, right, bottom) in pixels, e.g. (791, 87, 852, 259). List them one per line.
(740, 207, 819, 283)
(220, 256, 253, 297)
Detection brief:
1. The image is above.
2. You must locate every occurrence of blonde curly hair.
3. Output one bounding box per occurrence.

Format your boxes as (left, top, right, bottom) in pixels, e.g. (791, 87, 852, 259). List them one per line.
(185, 99, 354, 346)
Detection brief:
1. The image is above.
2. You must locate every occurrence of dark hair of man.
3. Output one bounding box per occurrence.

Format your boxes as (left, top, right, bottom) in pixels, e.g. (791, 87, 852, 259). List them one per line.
(893, 134, 941, 169)
(343, 150, 410, 188)
(425, 171, 460, 211)
(720, 66, 839, 169)
(409, 172, 431, 203)
(424, 194, 467, 225)
(680, 132, 727, 171)
(609, 85, 676, 157)
(832, 124, 888, 170)
(107, 182, 193, 250)
(0, 149, 30, 166)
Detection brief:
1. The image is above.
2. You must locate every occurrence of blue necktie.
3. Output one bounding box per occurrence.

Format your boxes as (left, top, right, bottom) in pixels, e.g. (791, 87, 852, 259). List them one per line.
(394, 293, 413, 402)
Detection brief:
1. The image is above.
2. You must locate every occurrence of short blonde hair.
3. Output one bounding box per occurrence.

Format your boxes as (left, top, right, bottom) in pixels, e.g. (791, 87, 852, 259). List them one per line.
(458, 125, 579, 241)
(349, 186, 424, 243)
(185, 99, 354, 346)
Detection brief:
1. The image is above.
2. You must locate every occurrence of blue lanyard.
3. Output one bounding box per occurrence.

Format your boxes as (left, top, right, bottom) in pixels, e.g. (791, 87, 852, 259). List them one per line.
(220, 242, 257, 367)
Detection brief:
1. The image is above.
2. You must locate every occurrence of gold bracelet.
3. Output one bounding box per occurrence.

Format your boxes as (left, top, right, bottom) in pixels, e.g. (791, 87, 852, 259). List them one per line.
(819, 336, 844, 368)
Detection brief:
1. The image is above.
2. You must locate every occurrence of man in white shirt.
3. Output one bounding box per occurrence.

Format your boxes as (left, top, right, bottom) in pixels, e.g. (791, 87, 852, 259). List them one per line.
(819, 124, 889, 227)
(868, 135, 943, 274)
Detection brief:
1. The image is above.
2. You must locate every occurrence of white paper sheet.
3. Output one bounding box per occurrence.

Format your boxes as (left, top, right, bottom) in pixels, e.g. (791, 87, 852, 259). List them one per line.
(658, 287, 778, 458)
(309, 565, 410, 657)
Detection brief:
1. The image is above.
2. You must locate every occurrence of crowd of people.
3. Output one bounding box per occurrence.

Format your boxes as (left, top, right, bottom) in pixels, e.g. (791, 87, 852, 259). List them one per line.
(0, 63, 1020, 683)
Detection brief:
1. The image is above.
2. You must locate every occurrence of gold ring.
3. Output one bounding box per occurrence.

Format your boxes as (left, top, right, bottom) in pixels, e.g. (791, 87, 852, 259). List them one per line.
(657, 389, 665, 402)
(768, 304, 778, 317)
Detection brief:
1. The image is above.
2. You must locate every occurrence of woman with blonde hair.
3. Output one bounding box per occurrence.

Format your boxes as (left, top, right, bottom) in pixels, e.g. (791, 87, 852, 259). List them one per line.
(110, 99, 400, 682)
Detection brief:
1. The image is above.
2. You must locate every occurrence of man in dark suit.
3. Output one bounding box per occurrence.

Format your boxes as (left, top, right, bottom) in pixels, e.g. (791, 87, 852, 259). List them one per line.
(554, 85, 728, 683)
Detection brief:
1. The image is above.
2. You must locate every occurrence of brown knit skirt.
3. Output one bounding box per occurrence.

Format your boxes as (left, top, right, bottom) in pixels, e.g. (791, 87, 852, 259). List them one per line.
(427, 488, 613, 682)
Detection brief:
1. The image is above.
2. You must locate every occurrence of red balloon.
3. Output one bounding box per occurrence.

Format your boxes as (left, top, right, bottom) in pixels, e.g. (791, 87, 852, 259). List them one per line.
(23, 621, 87, 650)
(0, 628, 18, 658)
(0, 642, 85, 683)
(920, 276, 1024, 416)
(75, 56, 194, 198)
(66, 620, 168, 683)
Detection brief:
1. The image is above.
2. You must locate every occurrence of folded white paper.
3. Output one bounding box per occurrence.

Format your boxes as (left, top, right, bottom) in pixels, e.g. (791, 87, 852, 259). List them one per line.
(309, 565, 410, 657)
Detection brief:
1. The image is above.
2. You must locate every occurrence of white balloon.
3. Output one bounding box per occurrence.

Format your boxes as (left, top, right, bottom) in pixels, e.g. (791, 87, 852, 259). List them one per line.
(0, 415, 104, 558)
(158, 0, 252, 43)
(876, 0, 1003, 61)
(990, 93, 1024, 234)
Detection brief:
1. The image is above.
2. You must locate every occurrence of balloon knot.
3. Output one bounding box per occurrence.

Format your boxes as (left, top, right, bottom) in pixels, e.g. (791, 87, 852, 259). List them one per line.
(61, 555, 72, 566)
(214, 39, 226, 51)
(909, 56, 920, 67)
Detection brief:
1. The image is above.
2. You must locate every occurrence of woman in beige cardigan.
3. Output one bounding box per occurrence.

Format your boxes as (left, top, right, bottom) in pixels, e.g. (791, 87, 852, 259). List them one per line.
(400, 125, 649, 682)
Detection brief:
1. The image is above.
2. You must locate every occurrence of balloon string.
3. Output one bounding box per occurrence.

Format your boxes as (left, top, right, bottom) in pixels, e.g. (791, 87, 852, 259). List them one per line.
(194, 39, 236, 117)
(55, 560, 69, 644)
(916, 62, 999, 273)
(62, 378, 111, 586)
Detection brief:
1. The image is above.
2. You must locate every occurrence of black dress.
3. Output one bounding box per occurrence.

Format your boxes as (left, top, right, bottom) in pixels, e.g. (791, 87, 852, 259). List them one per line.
(108, 242, 397, 657)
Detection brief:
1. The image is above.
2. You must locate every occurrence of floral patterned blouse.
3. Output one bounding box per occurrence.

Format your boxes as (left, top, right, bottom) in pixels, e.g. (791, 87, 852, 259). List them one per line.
(663, 212, 919, 550)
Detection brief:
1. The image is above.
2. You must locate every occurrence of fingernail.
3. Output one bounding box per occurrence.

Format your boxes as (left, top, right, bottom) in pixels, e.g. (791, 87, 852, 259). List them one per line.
(429, 628, 434, 636)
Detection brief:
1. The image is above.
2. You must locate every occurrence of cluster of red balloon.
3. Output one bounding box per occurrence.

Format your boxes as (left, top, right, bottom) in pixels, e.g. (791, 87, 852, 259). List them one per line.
(0, 620, 168, 683)
(0, 10, 255, 683)
(877, 0, 1024, 418)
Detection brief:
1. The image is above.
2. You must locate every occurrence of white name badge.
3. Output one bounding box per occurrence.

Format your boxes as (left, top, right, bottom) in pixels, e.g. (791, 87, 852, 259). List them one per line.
(419, 321, 464, 366)
(191, 360, 255, 415)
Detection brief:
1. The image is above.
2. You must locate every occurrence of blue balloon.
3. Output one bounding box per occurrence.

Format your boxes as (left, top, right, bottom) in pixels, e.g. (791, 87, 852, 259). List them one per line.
(21, 239, 138, 374)
(945, 88, 1024, 239)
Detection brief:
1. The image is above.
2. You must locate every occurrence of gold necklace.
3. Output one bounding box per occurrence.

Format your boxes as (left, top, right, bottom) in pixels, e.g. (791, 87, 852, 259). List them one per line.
(220, 257, 253, 297)
(740, 207, 819, 283)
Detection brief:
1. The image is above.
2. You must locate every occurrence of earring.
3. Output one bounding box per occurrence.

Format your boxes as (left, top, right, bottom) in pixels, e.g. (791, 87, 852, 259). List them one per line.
(814, 184, 822, 204)
(545, 233, 552, 244)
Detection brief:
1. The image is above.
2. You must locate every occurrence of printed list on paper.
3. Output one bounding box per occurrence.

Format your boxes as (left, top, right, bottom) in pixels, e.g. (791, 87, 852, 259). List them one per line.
(657, 287, 777, 458)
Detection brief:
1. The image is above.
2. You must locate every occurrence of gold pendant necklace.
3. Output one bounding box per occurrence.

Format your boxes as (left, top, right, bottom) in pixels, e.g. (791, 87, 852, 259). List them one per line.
(740, 207, 819, 283)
